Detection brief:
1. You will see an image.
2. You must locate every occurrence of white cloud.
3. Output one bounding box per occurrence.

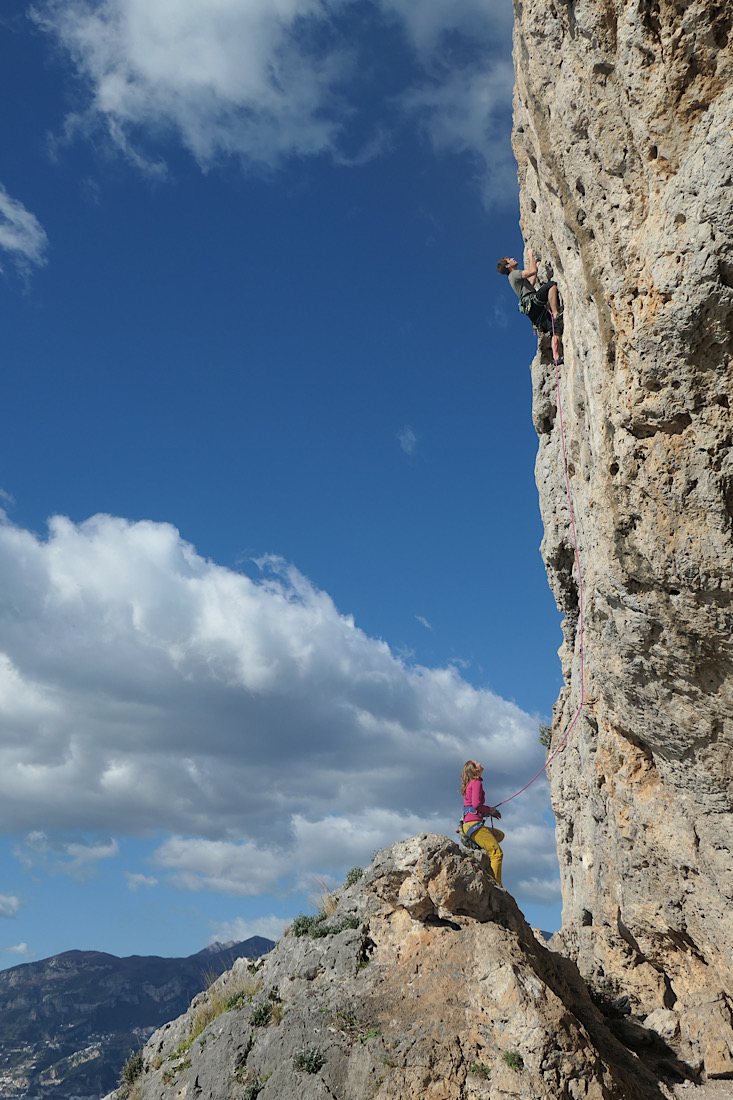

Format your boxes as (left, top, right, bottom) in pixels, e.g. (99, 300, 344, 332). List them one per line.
(209, 916, 287, 944)
(401, 60, 517, 204)
(150, 807, 554, 906)
(503, 819, 561, 907)
(153, 836, 290, 897)
(377, 0, 513, 60)
(0, 511, 556, 906)
(0, 185, 49, 275)
(0, 895, 21, 918)
(292, 808, 438, 872)
(32, 0, 516, 201)
(0, 512, 543, 833)
(515, 875, 562, 904)
(377, 1, 517, 205)
(415, 615, 432, 630)
(2, 942, 33, 957)
(125, 872, 158, 891)
(32, 0, 354, 171)
(398, 425, 417, 456)
(15, 831, 119, 880)
(150, 813, 423, 897)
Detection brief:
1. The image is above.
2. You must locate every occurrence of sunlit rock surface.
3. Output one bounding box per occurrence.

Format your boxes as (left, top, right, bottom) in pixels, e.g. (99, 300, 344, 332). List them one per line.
(129, 836, 672, 1100)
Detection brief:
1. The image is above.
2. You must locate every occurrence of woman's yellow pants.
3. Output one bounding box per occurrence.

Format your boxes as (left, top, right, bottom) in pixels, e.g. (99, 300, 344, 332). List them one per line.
(463, 823, 504, 885)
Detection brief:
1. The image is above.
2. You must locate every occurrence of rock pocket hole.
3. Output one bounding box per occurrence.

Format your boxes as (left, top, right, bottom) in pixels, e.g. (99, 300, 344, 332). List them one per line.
(423, 915, 461, 931)
(718, 260, 733, 289)
(357, 936, 377, 969)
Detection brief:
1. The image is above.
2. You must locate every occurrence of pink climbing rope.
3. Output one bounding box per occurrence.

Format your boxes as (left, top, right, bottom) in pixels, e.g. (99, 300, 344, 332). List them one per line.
(493, 312, 586, 812)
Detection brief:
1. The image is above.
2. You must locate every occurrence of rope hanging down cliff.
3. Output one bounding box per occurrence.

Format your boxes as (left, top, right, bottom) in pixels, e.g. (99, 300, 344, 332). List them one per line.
(493, 312, 586, 814)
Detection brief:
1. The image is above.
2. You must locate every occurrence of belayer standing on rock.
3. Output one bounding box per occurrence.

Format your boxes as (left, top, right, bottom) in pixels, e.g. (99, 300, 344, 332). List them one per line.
(497, 247, 563, 362)
(460, 760, 504, 885)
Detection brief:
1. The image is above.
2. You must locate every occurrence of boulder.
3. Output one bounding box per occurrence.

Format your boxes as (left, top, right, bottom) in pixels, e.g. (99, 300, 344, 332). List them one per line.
(129, 836, 674, 1100)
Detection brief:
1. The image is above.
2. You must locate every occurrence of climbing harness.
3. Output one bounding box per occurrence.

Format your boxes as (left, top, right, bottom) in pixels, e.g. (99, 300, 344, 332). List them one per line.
(461, 806, 484, 838)
(491, 308, 586, 821)
(457, 806, 485, 850)
(518, 290, 559, 336)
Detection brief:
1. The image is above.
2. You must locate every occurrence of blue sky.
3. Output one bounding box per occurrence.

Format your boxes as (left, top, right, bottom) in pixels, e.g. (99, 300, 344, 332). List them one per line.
(0, 0, 566, 965)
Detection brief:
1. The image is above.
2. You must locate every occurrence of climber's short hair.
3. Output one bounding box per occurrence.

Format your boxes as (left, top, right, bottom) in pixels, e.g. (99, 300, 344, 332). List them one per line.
(496, 257, 511, 275)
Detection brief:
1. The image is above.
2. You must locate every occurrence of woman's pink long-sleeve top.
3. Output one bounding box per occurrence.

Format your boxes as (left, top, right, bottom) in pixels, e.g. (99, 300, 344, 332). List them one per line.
(463, 778, 491, 823)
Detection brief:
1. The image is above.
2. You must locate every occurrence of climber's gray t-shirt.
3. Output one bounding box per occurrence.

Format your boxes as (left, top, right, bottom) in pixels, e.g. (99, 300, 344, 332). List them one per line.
(508, 269, 535, 300)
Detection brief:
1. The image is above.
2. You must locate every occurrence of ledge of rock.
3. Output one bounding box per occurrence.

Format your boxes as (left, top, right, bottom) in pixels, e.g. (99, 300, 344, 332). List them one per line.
(128, 835, 679, 1100)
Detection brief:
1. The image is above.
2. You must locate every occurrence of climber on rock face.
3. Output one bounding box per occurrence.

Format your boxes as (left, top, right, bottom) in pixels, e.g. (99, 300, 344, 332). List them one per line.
(460, 760, 504, 885)
(497, 247, 563, 361)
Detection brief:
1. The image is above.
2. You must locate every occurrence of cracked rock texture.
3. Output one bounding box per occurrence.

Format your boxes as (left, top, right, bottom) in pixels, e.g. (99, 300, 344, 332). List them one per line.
(127, 836, 674, 1100)
(512, 0, 733, 1079)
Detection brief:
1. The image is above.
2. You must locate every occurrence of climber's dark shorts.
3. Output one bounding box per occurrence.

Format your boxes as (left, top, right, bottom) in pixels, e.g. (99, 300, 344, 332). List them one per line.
(533, 281, 557, 306)
(520, 281, 558, 333)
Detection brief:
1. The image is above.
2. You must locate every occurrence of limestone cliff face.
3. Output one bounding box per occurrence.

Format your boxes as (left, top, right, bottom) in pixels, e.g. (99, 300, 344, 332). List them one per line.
(511, 0, 733, 1077)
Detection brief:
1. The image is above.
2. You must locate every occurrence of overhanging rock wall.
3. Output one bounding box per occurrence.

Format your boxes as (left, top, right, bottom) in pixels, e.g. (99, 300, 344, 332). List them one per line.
(512, 0, 733, 1077)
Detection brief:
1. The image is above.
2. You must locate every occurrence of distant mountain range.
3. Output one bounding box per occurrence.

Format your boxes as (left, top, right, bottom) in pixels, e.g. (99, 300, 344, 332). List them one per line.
(0, 938, 274, 1100)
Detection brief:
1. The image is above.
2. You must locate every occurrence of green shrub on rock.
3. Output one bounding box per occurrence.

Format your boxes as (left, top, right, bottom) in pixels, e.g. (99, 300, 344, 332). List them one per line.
(293, 1045, 325, 1074)
(291, 913, 321, 937)
(291, 912, 359, 938)
(243, 1076, 270, 1100)
(250, 1002, 272, 1027)
(121, 1050, 144, 1088)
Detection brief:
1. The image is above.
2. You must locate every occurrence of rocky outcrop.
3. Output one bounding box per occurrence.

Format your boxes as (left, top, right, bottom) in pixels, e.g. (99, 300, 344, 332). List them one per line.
(0, 939, 273, 1100)
(128, 836, 678, 1100)
(511, 0, 733, 1079)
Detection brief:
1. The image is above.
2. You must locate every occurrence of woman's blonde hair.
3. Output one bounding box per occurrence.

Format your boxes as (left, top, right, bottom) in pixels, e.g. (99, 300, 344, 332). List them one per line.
(460, 760, 482, 797)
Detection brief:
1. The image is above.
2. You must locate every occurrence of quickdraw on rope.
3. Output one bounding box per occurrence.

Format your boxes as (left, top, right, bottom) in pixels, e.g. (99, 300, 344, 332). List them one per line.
(491, 309, 586, 822)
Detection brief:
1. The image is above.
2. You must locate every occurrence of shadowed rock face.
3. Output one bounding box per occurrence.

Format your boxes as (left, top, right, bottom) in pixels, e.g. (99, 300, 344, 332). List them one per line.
(132, 836, 672, 1100)
(511, 0, 733, 1078)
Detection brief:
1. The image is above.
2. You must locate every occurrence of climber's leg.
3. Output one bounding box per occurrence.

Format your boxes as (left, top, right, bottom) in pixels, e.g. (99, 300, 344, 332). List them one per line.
(465, 825, 504, 885)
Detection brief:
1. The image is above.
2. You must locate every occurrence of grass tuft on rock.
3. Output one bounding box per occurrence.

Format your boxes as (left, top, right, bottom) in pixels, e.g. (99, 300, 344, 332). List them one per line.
(502, 1049, 524, 1072)
(345, 866, 364, 887)
(293, 1045, 326, 1074)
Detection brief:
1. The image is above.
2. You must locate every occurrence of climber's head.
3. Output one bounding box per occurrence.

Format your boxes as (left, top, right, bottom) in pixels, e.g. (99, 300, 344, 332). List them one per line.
(461, 760, 484, 795)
